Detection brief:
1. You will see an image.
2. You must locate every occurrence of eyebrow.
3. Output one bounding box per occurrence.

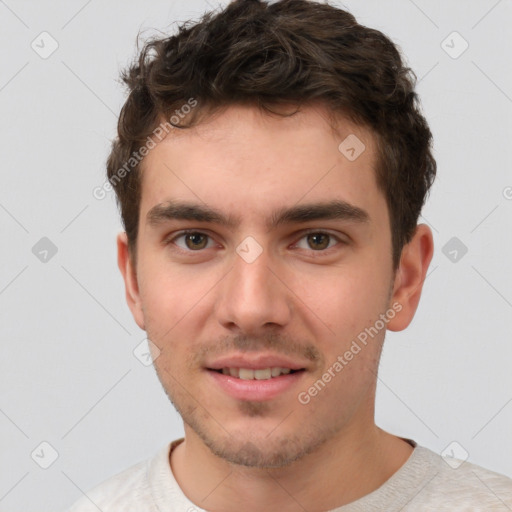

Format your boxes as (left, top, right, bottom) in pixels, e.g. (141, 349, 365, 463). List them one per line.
(146, 199, 370, 230)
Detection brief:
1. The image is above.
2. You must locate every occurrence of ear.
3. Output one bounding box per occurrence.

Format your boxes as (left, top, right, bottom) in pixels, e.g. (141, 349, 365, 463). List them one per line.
(117, 232, 145, 330)
(387, 224, 434, 331)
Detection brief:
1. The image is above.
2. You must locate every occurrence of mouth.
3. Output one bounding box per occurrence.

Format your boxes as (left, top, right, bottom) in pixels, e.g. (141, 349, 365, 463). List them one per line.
(205, 366, 307, 401)
(209, 367, 305, 380)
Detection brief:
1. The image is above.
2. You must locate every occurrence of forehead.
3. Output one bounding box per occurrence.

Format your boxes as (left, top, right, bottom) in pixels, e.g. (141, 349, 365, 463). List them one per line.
(139, 104, 385, 225)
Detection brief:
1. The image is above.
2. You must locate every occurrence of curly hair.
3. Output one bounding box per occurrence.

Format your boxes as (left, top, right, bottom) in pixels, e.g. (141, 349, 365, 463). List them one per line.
(107, 0, 436, 269)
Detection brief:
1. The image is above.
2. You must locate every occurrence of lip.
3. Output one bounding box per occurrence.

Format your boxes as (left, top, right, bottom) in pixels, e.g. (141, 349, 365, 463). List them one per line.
(206, 353, 309, 371)
(206, 368, 306, 401)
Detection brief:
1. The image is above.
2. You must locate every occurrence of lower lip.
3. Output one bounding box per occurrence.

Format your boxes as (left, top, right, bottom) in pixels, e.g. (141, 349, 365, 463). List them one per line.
(206, 369, 305, 401)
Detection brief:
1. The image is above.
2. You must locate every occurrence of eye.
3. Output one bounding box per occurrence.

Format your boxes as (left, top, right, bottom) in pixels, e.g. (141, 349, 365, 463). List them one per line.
(172, 231, 215, 251)
(294, 232, 340, 251)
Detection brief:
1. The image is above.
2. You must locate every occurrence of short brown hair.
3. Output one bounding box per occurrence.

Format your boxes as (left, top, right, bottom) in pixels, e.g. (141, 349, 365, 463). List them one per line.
(107, 0, 436, 269)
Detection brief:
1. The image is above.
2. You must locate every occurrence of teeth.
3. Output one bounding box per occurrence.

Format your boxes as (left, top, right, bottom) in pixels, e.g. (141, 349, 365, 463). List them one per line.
(254, 368, 271, 380)
(239, 368, 254, 380)
(219, 367, 296, 380)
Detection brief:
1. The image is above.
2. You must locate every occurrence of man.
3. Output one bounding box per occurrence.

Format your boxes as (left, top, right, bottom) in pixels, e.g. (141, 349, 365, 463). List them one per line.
(69, 0, 512, 510)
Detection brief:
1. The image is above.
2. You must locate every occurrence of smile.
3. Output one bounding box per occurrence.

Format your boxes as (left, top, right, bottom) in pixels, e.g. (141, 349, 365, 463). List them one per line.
(207, 367, 307, 401)
(214, 367, 303, 380)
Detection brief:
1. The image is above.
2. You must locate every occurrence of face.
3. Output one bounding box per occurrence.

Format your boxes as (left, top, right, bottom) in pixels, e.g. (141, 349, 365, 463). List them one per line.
(121, 104, 412, 468)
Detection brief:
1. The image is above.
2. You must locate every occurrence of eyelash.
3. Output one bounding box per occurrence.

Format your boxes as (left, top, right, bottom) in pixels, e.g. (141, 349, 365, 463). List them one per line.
(165, 229, 346, 253)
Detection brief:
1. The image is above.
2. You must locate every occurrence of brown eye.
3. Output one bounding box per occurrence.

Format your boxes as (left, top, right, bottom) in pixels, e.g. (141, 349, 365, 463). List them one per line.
(306, 233, 331, 250)
(184, 232, 209, 250)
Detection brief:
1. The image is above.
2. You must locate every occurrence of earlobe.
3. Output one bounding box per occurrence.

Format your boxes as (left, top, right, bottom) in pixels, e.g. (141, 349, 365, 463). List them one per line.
(387, 224, 434, 332)
(117, 232, 145, 330)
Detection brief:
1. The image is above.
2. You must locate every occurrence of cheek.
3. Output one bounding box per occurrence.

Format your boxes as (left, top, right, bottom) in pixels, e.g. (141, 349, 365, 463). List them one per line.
(137, 272, 195, 352)
(299, 263, 390, 337)
(137, 263, 227, 378)
(138, 255, 219, 320)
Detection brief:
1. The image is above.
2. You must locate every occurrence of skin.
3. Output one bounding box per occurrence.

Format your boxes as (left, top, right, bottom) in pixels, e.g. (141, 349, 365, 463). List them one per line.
(117, 103, 434, 511)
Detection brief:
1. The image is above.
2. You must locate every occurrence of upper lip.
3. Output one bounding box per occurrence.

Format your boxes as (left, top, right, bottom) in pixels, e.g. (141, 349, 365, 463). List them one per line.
(206, 353, 308, 371)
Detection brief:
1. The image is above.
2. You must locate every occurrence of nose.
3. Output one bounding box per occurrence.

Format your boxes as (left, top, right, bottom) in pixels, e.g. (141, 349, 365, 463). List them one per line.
(214, 248, 292, 334)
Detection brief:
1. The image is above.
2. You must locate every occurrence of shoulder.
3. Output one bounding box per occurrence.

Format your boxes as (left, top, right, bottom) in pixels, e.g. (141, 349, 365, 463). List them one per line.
(410, 446, 512, 509)
(66, 446, 167, 512)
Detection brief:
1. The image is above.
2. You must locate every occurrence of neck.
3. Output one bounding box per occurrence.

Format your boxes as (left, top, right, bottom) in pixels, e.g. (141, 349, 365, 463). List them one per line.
(170, 422, 414, 511)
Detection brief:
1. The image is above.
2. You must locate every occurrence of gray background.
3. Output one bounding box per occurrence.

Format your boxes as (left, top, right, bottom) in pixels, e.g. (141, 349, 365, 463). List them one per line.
(1, 0, 511, 511)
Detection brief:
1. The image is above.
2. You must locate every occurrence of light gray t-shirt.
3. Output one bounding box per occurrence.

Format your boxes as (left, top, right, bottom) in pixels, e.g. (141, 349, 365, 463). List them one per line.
(67, 438, 512, 511)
